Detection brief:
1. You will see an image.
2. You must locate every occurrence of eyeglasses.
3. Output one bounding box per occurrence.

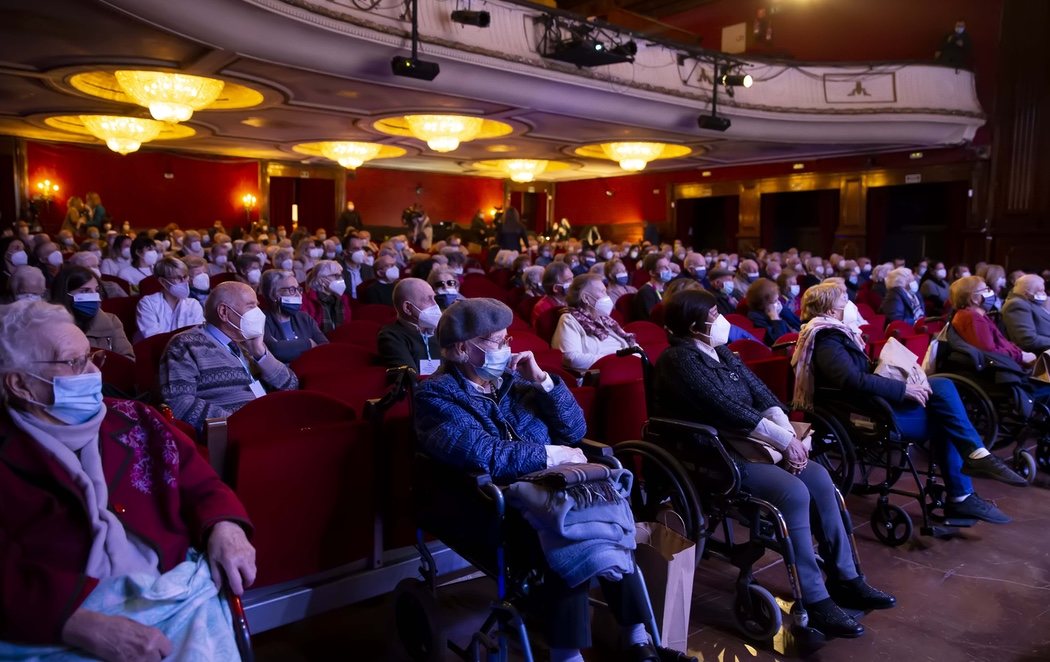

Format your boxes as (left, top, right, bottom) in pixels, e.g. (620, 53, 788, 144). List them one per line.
(436, 280, 458, 288)
(474, 335, 513, 350)
(277, 286, 304, 296)
(33, 350, 106, 374)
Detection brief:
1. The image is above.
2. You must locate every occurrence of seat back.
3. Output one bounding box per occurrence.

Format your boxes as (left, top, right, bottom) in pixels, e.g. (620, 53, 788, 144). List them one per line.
(133, 328, 181, 402)
(225, 391, 373, 587)
(353, 303, 396, 324)
(209, 272, 239, 288)
(614, 292, 637, 323)
(623, 320, 666, 346)
(462, 274, 511, 300)
(101, 295, 140, 341)
(326, 319, 384, 352)
(298, 363, 392, 415)
(509, 331, 551, 354)
(589, 352, 644, 385)
(100, 350, 137, 397)
(728, 338, 772, 362)
(100, 274, 131, 295)
(886, 320, 916, 339)
(292, 343, 376, 377)
(855, 302, 877, 321)
(646, 302, 666, 327)
(138, 275, 162, 296)
(534, 305, 566, 344)
(516, 295, 540, 321)
(724, 313, 758, 338)
(742, 355, 790, 403)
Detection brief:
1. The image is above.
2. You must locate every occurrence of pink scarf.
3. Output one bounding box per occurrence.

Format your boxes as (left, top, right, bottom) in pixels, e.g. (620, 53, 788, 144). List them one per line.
(567, 307, 636, 344)
(790, 315, 866, 411)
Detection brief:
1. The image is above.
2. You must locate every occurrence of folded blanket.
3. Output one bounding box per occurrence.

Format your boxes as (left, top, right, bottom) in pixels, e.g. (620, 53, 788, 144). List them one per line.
(507, 463, 636, 588)
(0, 550, 238, 661)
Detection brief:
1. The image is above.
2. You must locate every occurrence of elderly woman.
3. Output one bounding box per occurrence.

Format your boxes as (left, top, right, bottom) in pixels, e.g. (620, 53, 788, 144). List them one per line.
(292, 238, 322, 284)
(949, 276, 1050, 403)
(415, 298, 663, 662)
(135, 257, 205, 341)
(552, 274, 636, 372)
(977, 263, 1008, 311)
(531, 262, 574, 329)
(182, 255, 211, 306)
(919, 261, 951, 316)
(428, 265, 462, 310)
(68, 251, 128, 299)
(857, 263, 891, 310)
(302, 259, 352, 333)
(259, 269, 328, 363)
(793, 283, 1026, 526)
(880, 266, 925, 325)
(604, 258, 637, 304)
(521, 264, 546, 299)
(1002, 274, 1050, 354)
(51, 266, 134, 360)
(6, 265, 47, 304)
(0, 300, 255, 659)
(654, 289, 896, 639)
(777, 268, 802, 317)
(272, 246, 294, 273)
(117, 236, 159, 291)
(746, 277, 800, 346)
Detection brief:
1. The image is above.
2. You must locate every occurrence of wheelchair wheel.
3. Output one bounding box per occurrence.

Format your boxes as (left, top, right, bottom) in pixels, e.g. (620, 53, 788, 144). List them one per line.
(732, 584, 783, 641)
(1014, 450, 1037, 484)
(393, 578, 447, 662)
(614, 440, 704, 544)
(938, 374, 1000, 449)
(808, 409, 857, 494)
(870, 503, 912, 547)
(1035, 439, 1050, 473)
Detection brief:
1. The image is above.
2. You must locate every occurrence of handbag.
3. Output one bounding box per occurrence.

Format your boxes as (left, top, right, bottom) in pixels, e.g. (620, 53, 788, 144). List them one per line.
(1033, 350, 1050, 384)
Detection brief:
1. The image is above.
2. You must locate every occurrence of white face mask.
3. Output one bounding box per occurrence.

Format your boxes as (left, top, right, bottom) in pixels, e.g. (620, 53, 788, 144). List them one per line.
(308, 248, 323, 259)
(703, 314, 731, 347)
(120, 247, 131, 259)
(9, 250, 28, 266)
(364, 255, 375, 267)
(281, 259, 293, 271)
(909, 280, 920, 293)
(214, 254, 228, 265)
(231, 305, 266, 340)
(247, 268, 261, 285)
(192, 273, 210, 291)
(189, 241, 202, 252)
(842, 300, 866, 331)
(143, 249, 159, 266)
(414, 303, 442, 330)
(328, 278, 347, 297)
(350, 250, 366, 265)
(47, 252, 63, 267)
(594, 295, 614, 317)
(384, 266, 400, 282)
(1034, 293, 1048, 303)
(789, 284, 800, 297)
(935, 269, 947, 279)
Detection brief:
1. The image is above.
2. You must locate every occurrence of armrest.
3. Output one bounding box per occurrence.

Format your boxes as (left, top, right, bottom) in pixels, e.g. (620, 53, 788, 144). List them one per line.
(203, 417, 229, 480)
(578, 437, 622, 470)
(646, 416, 720, 439)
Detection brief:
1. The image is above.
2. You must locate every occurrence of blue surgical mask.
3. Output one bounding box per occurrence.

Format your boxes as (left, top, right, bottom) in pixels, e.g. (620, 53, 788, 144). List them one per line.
(435, 292, 460, 308)
(658, 269, 673, 283)
(694, 267, 706, 278)
(279, 295, 302, 315)
(71, 292, 101, 318)
(722, 281, 735, 295)
(615, 273, 629, 285)
(470, 343, 512, 381)
(28, 371, 104, 425)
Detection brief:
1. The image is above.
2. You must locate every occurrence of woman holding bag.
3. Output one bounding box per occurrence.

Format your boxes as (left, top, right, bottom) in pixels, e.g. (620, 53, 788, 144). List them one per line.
(653, 289, 895, 640)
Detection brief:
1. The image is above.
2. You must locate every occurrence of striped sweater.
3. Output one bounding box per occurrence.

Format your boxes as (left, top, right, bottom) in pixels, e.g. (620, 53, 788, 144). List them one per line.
(160, 325, 298, 432)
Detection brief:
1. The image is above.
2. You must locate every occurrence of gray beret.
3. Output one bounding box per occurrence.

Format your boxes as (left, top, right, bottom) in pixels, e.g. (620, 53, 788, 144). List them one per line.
(708, 268, 734, 281)
(437, 297, 514, 347)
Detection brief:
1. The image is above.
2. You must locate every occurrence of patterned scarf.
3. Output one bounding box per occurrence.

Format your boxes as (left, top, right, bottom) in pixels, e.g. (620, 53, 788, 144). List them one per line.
(519, 462, 625, 509)
(567, 307, 636, 344)
(790, 315, 866, 411)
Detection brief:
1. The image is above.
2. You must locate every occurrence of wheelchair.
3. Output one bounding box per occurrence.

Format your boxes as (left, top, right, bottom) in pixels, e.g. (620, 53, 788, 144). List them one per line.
(927, 321, 1050, 482)
(609, 347, 850, 652)
(376, 367, 695, 662)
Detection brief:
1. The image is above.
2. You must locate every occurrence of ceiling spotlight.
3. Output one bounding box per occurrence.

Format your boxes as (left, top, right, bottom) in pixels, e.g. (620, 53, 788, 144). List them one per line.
(697, 115, 731, 132)
(391, 56, 440, 81)
(721, 73, 753, 88)
(451, 10, 490, 27)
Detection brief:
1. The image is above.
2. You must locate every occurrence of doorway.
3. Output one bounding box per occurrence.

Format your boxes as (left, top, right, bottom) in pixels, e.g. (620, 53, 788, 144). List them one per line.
(866, 181, 968, 264)
(760, 189, 839, 254)
(510, 191, 548, 234)
(269, 177, 336, 233)
(674, 196, 739, 251)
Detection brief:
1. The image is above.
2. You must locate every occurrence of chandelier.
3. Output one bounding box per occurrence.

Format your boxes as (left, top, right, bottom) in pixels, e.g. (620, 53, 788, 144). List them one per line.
(498, 159, 549, 183)
(599, 142, 668, 172)
(404, 114, 484, 152)
(318, 141, 384, 169)
(114, 70, 225, 123)
(79, 115, 164, 155)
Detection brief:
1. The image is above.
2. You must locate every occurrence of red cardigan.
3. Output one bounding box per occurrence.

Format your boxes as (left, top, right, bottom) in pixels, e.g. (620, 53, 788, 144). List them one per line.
(952, 308, 1024, 364)
(301, 287, 353, 333)
(0, 398, 251, 645)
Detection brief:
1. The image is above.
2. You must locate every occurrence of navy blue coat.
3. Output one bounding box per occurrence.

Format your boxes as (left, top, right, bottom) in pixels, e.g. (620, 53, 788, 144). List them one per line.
(880, 286, 924, 325)
(811, 328, 906, 403)
(414, 366, 587, 482)
(747, 309, 801, 346)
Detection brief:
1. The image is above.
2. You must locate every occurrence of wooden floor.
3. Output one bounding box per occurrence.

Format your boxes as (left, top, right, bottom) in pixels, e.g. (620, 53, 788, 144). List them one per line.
(254, 471, 1050, 661)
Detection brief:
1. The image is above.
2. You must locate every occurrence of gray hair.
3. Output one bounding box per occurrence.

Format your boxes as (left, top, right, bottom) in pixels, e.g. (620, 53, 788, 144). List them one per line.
(154, 256, 187, 280)
(0, 301, 74, 400)
(1014, 273, 1043, 296)
(9, 265, 46, 296)
(566, 273, 603, 308)
(885, 267, 913, 289)
(68, 251, 99, 269)
(260, 269, 295, 303)
(522, 265, 544, 288)
(440, 344, 470, 364)
(308, 259, 343, 290)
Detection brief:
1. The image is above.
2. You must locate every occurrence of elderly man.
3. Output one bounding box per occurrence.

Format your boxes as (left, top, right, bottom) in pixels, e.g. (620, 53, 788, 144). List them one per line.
(362, 253, 400, 305)
(136, 257, 206, 341)
(880, 266, 925, 325)
(679, 252, 708, 286)
(377, 278, 442, 375)
(207, 242, 233, 276)
(734, 259, 761, 295)
(6, 265, 47, 303)
(160, 281, 298, 433)
(0, 300, 255, 659)
(708, 268, 739, 315)
(1002, 274, 1050, 354)
(340, 232, 376, 299)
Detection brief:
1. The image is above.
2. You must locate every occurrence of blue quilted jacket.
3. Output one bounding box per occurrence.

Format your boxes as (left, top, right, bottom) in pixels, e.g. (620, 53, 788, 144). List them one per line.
(414, 366, 587, 482)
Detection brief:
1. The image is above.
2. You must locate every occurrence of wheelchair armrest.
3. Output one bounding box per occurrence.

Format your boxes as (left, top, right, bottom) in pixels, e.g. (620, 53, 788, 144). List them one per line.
(646, 416, 720, 439)
(578, 438, 623, 471)
(581, 369, 600, 387)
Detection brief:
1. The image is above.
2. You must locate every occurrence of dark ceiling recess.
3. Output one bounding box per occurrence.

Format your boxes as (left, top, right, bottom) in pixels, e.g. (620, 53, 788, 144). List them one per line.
(556, 0, 719, 21)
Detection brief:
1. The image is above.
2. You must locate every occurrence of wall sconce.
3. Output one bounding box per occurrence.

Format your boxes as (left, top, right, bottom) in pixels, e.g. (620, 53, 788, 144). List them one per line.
(34, 179, 60, 205)
(242, 193, 257, 222)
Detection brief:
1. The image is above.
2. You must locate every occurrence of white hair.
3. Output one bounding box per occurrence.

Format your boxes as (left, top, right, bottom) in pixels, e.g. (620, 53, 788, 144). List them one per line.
(1014, 274, 1043, 296)
(493, 250, 519, 270)
(0, 301, 74, 399)
(885, 267, 913, 289)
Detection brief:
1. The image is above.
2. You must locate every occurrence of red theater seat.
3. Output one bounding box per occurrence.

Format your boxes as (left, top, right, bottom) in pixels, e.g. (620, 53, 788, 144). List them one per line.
(725, 313, 759, 338)
(743, 355, 791, 404)
(533, 306, 566, 344)
(353, 303, 396, 325)
(624, 321, 666, 347)
(886, 320, 917, 339)
(292, 343, 376, 377)
(101, 295, 140, 341)
(100, 275, 131, 295)
(729, 338, 773, 362)
(326, 320, 384, 353)
(615, 292, 637, 323)
(462, 274, 511, 301)
(138, 276, 161, 296)
(100, 350, 136, 396)
(297, 363, 391, 415)
(209, 272, 239, 288)
(134, 327, 183, 403)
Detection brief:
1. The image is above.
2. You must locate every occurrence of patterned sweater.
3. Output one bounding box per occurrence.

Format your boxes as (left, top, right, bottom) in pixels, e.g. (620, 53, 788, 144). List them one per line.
(160, 325, 298, 432)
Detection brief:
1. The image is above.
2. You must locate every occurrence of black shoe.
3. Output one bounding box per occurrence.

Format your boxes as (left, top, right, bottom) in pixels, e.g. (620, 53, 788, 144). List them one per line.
(827, 577, 897, 611)
(805, 599, 865, 639)
(944, 493, 1011, 524)
(962, 454, 1028, 487)
(627, 642, 660, 662)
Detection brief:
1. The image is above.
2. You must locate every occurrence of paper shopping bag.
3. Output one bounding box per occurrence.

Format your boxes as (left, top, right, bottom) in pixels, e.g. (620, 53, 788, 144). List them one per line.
(1033, 351, 1050, 384)
(635, 522, 696, 652)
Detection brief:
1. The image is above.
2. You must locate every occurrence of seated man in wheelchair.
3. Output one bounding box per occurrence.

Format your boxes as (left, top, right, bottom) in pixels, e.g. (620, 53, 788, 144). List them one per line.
(413, 297, 664, 662)
(0, 300, 256, 660)
(793, 283, 1027, 525)
(653, 289, 894, 640)
(949, 275, 1050, 405)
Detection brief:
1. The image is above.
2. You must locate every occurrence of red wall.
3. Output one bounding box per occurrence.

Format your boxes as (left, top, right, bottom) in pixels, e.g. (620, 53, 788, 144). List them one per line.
(664, 0, 1002, 137)
(26, 141, 258, 232)
(345, 167, 505, 228)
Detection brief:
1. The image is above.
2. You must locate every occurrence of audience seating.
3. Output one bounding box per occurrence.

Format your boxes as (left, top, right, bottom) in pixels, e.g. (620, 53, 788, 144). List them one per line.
(728, 338, 773, 362)
(613, 292, 637, 324)
(297, 363, 392, 416)
(724, 313, 759, 339)
(623, 320, 665, 347)
(509, 315, 533, 333)
(630, 269, 649, 289)
(647, 301, 666, 327)
(533, 305, 566, 344)
(886, 320, 916, 339)
(138, 275, 162, 296)
(101, 295, 140, 341)
(487, 268, 514, 290)
(462, 273, 511, 300)
(100, 350, 137, 397)
(742, 354, 792, 403)
(914, 317, 945, 336)
(569, 385, 599, 438)
(100, 274, 131, 295)
(509, 331, 552, 355)
(134, 328, 183, 403)
(326, 319, 384, 353)
(219, 391, 374, 587)
(352, 303, 396, 325)
(210, 272, 239, 288)
(860, 322, 886, 343)
(516, 295, 540, 321)
(586, 353, 648, 443)
(292, 343, 376, 377)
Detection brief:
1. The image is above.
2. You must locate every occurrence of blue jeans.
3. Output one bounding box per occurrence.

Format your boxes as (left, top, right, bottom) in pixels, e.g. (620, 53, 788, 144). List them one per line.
(891, 376, 982, 498)
(1027, 380, 1050, 407)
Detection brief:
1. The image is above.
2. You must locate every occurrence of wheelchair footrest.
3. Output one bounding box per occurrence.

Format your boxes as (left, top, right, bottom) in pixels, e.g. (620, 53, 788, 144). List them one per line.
(928, 514, 977, 528)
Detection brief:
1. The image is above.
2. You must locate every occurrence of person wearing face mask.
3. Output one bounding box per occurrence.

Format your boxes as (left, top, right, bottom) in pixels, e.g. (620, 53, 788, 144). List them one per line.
(182, 256, 212, 307)
(160, 281, 298, 433)
(207, 242, 234, 276)
(531, 262, 574, 341)
(880, 267, 925, 326)
(6, 265, 47, 305)
(552, 274, 637, 372)
(799, 257, 825, 290)
(272, 246, 295, 274)
(604, 258, 637, 304)
(510, 255, 533, 289)
(0, 300, 256, 660)
(339, 233, 376, 299)
(134, 258, 205, 341)
(428, 266, 463, 310)
(535, 243, 555, 267)
(377, 278, 443, 375)
(116, 236, 159, 291)
(259, 270, 327, 364)
(68, 251, 128, 300)
(100, 235, 132, 277)
(796, 283, 1027, 525)
(746, 278, 800, 346)
(632, 254, 672, 321)
(233, 254, 263, 293)
(362, 254, 400, 306)
(977, 263, 1008, 312)
(1002, 274, 1050, 354)
(919, 261, 951, 316)
(679, 253, 709, 288)
(337, 200, 362, 238)
(734, 259, 761, 297)
(33, 241, 65, 289)
(416, 298, 667, 662)
(180, 230, 204, 259)
(1, 236, 30, 295)
(707, 268, 739, 316)
(50, 266, 134, 360)
(293, 238, 322, 284)
(857, 263, 891, 311)
(655, 288, 897, 639)
(302, 260, 353, 333)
